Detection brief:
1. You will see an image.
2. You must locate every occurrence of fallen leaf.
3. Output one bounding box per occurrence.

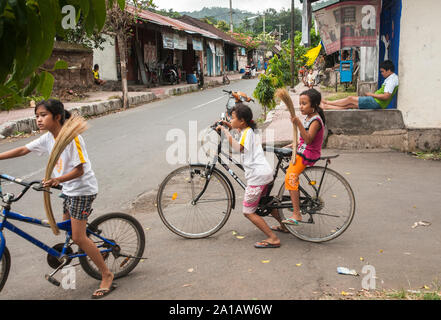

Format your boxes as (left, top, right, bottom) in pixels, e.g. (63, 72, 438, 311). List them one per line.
(296, 263, 302, 267)
(341, 291, 349, 296)
(236, 235, 245, 239)
(379, 249, 383, 253)
(145, 227, 151, 231)
(232, 231, 238, 235)
(345, 172, 351, 175)
(423, 285, 430, 290)
(187, 268, 194, 273)
(360, 257, 364, 261)
(182, 284, 192, 287)
(261, 260, 270, 264)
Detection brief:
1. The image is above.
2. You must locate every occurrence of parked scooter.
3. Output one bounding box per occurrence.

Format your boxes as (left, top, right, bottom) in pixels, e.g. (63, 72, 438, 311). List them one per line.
(163, 64, 179, 85)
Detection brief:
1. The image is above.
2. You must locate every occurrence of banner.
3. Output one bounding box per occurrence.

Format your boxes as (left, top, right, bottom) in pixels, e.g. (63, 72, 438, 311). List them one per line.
(162, 32, 174, 49)
(173, 33, 187, 50)
(215, 43, 224, 57)
(313, 0, 381, 55)
(192, 38, 203, 51)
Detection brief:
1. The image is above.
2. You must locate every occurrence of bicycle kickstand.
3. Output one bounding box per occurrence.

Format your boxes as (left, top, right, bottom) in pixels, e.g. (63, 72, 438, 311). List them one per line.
(45, 257, 70, 287)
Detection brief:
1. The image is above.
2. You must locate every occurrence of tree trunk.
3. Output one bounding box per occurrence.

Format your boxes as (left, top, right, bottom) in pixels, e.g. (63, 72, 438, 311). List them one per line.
(117, 33, 129, 109)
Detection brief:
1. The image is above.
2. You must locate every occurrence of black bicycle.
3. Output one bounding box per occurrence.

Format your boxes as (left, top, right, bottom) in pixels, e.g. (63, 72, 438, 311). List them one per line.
(156, 123, 356, 243)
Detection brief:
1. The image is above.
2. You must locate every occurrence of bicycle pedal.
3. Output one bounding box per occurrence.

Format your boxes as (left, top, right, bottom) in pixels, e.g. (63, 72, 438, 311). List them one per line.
(45, 274, 61, 287)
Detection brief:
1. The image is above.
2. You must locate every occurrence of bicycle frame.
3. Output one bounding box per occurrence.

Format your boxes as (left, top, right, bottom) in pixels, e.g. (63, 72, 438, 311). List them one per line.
(196, 129, 330, 215)
(0, 207, 116, 262)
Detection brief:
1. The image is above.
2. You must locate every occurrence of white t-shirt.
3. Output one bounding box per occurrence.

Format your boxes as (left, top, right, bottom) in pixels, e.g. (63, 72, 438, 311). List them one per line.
(25, 132, 98, 196)
(383, 73, 399, 94)
(239, 128, 273, 186)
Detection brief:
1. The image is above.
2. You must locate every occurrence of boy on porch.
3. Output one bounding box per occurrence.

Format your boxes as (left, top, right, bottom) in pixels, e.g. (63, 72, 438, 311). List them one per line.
(322, 60, 398, 110)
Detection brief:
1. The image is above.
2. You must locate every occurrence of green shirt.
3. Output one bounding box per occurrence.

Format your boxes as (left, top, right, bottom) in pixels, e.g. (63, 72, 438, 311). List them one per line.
(374, 73, 399, 109)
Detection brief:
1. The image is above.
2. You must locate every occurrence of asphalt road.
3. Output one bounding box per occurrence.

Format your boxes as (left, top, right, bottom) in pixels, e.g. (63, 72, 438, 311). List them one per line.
(1, 78, 441, 300)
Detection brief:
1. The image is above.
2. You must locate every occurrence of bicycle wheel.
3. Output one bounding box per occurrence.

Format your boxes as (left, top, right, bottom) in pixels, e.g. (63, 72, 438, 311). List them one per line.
(157, 164, 233, 239)
(79, 213, 145, 280)
(278, 166, 355, 242)
(0, 246, 11, 292)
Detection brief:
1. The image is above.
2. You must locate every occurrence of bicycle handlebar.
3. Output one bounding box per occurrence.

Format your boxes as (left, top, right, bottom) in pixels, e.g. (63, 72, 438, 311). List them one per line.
(0, 174, 62, 204)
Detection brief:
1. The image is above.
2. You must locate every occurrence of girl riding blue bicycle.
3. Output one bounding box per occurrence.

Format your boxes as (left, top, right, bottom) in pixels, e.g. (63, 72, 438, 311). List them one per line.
(0, 99, 114, 299)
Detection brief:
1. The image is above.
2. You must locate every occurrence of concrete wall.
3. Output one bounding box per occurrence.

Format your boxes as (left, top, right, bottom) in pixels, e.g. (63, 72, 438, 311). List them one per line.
(398, 0, 441, 129)
(93, 34, 118, 81)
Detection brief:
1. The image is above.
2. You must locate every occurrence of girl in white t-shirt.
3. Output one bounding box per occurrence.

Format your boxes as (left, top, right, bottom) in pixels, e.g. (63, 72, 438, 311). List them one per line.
(217, 104, 283, 248)
(0, 99, 114, 299)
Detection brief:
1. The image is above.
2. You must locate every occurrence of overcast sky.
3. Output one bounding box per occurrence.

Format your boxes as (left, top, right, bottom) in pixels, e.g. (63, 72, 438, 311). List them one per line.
(153, 0, 302, 14)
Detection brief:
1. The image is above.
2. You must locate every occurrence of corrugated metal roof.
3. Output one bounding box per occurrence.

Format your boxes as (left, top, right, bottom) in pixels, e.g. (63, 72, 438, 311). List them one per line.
(126, 5, 220, 40)
(178, 15, 242, 47)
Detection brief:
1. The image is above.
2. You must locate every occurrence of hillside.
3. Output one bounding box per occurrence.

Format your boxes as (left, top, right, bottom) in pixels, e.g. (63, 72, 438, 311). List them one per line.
(180, 6, 256, 26)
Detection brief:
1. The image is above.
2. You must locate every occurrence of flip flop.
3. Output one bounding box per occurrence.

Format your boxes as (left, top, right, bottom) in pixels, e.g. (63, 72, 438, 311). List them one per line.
(270, 226, 289, 233)
(282, 218, 302, 226)
(91, 283, 117, 299)
(254, 241, 281, 248)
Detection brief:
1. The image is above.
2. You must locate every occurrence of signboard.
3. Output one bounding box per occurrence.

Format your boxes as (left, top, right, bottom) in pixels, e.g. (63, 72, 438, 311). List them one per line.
(173, 33, 187, 50)
(192, 38, 203, 51)
(314, 0, 381, 55)
(162, 32, 174, 49)
(215, 43, 224, 57)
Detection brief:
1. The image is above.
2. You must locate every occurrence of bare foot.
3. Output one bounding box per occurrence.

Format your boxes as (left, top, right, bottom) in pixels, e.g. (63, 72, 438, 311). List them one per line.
(100, 271, 114, 290)
(270, 225, 289, 233)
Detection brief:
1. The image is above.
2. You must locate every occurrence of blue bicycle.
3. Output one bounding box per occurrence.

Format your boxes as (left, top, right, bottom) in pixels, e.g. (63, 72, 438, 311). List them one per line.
(0, 174, 145, 292)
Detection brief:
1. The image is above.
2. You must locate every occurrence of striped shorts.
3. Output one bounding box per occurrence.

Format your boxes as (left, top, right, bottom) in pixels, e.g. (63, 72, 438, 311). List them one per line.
(63, 194, 97, 221)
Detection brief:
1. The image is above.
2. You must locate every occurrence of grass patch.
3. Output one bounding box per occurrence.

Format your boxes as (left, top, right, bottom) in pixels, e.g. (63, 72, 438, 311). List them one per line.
(325, 91, 357, 101)
(412, 151, 441, 161)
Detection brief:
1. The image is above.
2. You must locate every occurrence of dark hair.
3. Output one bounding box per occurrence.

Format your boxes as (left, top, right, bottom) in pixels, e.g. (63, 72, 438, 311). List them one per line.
(379, 60, 395, 72)
(94, 64, 99, 70)
(35, 99, 71, 125)
(232, 103, 257, 130)
(300, 89, 326, 126)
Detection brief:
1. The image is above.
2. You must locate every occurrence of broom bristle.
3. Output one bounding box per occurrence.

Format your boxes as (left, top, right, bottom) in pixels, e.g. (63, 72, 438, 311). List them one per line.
(44, 115, 88, 235)
(274, 88, 298, 164)
(275, 88, 295, 117)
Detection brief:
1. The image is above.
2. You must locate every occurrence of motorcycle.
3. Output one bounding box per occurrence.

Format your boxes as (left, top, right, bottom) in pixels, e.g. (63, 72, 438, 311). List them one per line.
(241, 63, 257, 79)
(163, 64, 179, 85)
(222, 89, 254, 120)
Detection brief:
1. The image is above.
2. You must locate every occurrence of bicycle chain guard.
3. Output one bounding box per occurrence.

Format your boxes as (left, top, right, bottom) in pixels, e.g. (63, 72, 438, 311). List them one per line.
(47, 243, 73, 269)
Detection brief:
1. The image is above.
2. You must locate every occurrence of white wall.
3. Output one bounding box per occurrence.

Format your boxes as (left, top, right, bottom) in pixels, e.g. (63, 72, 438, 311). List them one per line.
(398, 0, 441, 128)
(93, 34, 118, 81)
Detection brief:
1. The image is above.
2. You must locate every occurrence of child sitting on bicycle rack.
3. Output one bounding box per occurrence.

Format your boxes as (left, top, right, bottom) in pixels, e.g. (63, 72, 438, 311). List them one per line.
(216, 104, 282, 248)
(0, 99, 115, 299)
(282, 89, 326, 226)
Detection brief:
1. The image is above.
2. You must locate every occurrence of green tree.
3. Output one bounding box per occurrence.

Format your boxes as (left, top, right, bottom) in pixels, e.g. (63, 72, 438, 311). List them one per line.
(0, 0, 124, 110)
(215, 20, 230, 32)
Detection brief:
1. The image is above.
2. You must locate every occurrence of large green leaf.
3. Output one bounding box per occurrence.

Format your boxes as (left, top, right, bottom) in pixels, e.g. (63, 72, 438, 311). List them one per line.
(117, 0, 125, 10)
(36, 71, 54, 99)
(53, 59, 68, 71)
(91, 0, 106, 31)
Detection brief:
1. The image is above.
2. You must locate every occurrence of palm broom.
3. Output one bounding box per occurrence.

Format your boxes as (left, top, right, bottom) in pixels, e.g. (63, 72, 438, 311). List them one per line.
(44, 115, 88, 235)
(275, 88, 298, 164)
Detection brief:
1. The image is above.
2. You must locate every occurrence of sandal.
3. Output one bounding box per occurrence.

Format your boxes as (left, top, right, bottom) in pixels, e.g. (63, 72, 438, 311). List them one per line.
(282, 217, 302, 226)
(270, 226, 289, 233)
(254, 241, 281, 248)
(91, 283, 117, 299)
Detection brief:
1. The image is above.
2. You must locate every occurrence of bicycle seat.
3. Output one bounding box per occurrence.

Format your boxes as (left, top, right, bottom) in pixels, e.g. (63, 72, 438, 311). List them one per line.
(319, 155, 339, 160)
(263, 146, 292, 157)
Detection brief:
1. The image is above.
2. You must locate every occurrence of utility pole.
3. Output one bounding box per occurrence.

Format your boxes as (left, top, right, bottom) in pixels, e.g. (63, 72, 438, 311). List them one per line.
(229, 0, 233, 32)
(276, 24, 283, 43)
(290, 0, 295, 90)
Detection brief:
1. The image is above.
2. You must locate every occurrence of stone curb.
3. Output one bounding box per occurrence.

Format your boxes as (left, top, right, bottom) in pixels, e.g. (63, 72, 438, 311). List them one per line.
(0, 79, 235, 139)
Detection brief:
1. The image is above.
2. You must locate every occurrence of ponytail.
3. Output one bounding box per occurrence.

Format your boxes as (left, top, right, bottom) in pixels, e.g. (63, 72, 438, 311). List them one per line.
(300, 89, 326, 126)
(232, 103, 257, 131)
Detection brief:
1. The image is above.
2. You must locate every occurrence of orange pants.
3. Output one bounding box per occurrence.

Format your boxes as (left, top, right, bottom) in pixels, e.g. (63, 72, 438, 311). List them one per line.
(285, 154, 307, 191)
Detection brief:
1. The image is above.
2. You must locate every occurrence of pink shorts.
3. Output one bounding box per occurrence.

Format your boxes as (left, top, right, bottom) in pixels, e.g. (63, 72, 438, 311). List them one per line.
(243, 185, 268, 214)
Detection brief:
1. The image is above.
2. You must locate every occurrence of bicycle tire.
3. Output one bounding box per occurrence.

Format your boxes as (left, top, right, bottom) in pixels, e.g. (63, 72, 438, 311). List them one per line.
(0, 246, 11, 292)
(277, 166, 355, 242)
(79, 212, 145, 280)
(157, 164, 233, 239)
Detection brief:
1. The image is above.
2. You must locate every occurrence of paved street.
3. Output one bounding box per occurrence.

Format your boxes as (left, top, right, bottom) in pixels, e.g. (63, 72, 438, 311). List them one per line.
(1, 78, 441, 299)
